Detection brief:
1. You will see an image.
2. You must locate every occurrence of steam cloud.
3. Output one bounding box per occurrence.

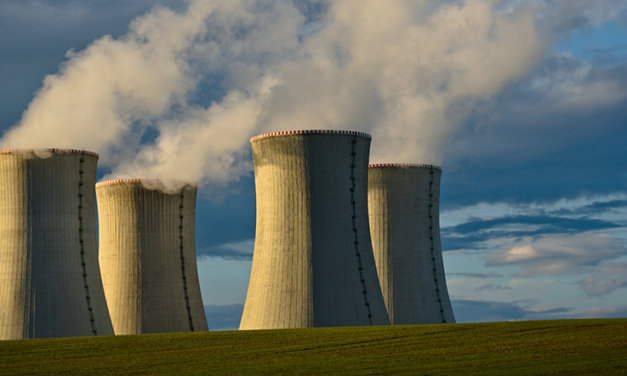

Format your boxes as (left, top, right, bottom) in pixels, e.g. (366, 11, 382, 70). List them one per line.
(1, 0, 546, 190)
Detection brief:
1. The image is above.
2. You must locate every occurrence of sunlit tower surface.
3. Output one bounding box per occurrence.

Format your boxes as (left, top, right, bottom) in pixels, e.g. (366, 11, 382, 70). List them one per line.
(240, 130, 390, 329)
(0, 149, 114, 340)
(368, 164, 455, 324)
(96, 179, 208, 334)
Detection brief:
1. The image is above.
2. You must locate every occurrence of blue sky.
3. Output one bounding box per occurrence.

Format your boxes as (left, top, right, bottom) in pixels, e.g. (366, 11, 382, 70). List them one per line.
(1, 0, 626, 330)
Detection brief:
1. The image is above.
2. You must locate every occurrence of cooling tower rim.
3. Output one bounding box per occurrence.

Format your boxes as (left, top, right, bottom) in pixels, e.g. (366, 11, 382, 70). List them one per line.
(0, 148, 99, 157)
(369, 163, 442, 170)
(95, 178, 199, 188)
(250, 129, 372, 141)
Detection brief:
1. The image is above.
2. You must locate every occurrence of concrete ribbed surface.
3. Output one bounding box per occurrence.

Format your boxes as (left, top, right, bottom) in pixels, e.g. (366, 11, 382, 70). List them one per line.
(97, 181, 208, 335)
(0, 150, 114, 339)
(240, 132, 389, 329)
(368, 165, 455, 324)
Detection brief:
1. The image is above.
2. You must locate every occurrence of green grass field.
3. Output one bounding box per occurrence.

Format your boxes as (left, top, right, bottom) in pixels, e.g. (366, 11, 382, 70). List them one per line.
(1, 319, 625, 375)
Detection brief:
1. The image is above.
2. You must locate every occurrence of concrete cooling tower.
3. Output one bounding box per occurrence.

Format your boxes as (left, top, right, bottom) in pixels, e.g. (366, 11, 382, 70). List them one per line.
(0, 149, 114, 340)
(240, 130, 390, 330)
(96, 179, 208, 335)
(368, 164, 455, 324)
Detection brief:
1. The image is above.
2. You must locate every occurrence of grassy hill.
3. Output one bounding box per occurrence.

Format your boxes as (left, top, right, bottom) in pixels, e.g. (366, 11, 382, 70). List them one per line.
(1, 319, 625, 375)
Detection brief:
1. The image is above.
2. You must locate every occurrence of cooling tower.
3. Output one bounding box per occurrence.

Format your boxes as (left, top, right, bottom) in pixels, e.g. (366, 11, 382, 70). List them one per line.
(0, 149, 114, 340)
(240, 130, 390, 330)
(96, 179, 208, 334)
(368, 164, 455, 324)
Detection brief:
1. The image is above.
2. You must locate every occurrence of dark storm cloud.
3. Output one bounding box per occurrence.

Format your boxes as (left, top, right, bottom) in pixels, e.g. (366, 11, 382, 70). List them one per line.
(441, 53, 627, 211)
(448, 215, 620, 236)
(550, 199, 627, 216)
(441, 233, 488, 252)
(441, 124, 627, 211)
(204, 304, 244, 330)
(441, 214, 623, 251)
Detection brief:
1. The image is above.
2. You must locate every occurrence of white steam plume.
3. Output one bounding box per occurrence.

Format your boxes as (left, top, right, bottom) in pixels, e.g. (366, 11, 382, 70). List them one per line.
(1, 0, 545, 190)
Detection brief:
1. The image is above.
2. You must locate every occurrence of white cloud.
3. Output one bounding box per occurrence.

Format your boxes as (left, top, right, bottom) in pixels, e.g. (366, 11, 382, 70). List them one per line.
(218, 239, 255, 255)
(0, 1, 209, 165)
(577, 262, 627, 297)
(202, 239, 255, 260)
(0, 0, 544, 191)
(487, 232, 627, 277)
